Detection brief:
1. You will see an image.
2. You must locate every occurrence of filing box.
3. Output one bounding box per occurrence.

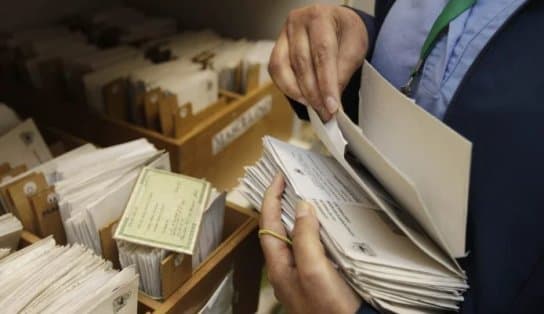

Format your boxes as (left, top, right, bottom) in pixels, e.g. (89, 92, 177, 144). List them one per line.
(19, 202, 263, 314)
(0, 80, 293, 190)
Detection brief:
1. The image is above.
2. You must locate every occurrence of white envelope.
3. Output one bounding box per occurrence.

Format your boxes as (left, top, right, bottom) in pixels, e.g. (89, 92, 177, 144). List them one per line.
(0, 119, 52, 169)
(355, 62, 472, 258)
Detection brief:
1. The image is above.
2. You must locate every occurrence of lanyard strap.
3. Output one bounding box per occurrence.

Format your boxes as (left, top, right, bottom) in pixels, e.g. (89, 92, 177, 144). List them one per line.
(401, 0, 476, 96)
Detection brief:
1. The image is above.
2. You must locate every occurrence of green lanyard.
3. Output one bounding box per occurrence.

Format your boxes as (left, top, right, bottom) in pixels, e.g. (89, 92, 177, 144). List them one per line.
(401, 0, 477, 96)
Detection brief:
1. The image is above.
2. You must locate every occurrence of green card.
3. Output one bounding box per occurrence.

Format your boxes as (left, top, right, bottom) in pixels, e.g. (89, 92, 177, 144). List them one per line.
(114, 167, 211, 254)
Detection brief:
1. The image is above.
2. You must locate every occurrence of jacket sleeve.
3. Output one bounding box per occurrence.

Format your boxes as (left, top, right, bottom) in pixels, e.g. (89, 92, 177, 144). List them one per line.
(356, 302, 379, 314)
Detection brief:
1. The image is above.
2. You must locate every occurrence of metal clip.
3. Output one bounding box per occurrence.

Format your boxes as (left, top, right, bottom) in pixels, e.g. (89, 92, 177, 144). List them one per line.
(401, 59, 424, 97)
(400, 75, 415, 97)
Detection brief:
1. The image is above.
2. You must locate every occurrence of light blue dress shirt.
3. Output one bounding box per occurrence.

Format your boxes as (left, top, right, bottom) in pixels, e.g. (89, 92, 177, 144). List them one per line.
(371, 0, 527, 119)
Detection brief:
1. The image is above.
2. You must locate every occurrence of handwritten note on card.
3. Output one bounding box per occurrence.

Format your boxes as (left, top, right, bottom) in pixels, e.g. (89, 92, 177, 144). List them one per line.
(114, 167, 210, 254)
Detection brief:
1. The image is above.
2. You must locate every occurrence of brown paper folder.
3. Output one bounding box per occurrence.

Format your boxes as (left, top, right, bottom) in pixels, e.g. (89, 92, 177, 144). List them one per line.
(160, 252, 193, 299)
(144, 88, 163, 131)
(103, 78, 128, 121)
(4, 173, 48, 233)
(158, 93, 177, 137)
(30, 186, 66, 244)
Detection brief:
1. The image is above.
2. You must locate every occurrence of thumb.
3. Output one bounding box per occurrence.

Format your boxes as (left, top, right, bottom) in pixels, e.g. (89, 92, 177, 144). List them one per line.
(292, 201, 327, 268)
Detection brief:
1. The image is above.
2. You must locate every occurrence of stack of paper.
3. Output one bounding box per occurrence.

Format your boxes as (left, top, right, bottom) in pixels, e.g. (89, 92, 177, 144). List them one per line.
(63, 46, 142, 83)
(242, 40, 275, 91)
(0, 213, 22, 251)
(239, 62, 472, 313)
(0, 236, 138, 314)
(0, 118, 52, 170)
(206, 39, 252, 92)
(115, 167, 226, 298)
(54, 139, 163, 253)
(127, 59, 217, 116)
(0, 136, 166, 257)
(153, 70, 219, 115)
(25, 42, 98, 89)
(83, 55, 151, 112)
(158, 30, 223, 60)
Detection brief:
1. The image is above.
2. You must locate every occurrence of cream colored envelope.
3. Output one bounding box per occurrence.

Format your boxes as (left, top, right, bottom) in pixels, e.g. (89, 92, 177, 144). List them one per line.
(0, 119, 53, 169)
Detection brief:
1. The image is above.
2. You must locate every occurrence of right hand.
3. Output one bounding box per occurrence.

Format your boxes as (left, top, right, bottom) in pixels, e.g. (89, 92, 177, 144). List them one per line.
(268, 4, 369, 121)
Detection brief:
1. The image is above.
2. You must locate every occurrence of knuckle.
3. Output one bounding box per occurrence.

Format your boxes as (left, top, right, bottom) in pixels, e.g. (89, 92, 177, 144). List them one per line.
(292, 54, 309, 76)
(306, 4, 325, 21)
(312, 42, 332, 68)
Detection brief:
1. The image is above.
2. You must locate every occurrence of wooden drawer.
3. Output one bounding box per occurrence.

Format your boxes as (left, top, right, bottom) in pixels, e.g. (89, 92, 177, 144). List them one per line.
(19, 202, 263, 314)
(1, 81, 293, 191)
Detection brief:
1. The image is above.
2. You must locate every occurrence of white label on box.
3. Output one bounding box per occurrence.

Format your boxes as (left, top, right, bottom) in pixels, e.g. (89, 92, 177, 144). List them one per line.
(212, 95, 272, 155)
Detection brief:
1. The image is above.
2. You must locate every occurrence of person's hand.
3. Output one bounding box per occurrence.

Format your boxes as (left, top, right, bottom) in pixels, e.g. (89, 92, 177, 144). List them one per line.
(260, 174, 362, 313)
(268, 4, 368, 121)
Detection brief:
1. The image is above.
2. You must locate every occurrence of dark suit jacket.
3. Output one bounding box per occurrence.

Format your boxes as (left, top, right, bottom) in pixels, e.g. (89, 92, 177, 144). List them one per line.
(290, 1, 544, 313)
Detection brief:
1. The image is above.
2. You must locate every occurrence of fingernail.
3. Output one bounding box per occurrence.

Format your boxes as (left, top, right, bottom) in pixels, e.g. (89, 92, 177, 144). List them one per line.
(325, 96, 339, 114)
(296, 201, 312, 218)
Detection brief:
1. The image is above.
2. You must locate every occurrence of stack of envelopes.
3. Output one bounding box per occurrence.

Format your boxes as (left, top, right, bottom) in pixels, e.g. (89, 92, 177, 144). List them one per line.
(53, 139, 165, 253)
(0, 236, 138, 314)
(117, 187, 226, 298)
(114, 166, 226, 299)
(239, 62, 473, 313)
(240, 137, 468, 312)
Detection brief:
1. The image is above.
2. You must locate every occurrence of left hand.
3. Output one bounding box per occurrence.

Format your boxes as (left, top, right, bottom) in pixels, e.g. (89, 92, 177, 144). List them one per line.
(259, 174, 362, 314)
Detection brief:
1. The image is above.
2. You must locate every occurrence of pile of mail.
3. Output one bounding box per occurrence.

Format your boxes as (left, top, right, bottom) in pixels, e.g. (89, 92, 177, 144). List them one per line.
(3, 11, 277, 143)
(0, 213, 23, 251)
(54, 139, 167, 253)
(239, 62, 472, 313)
(0, 236, 138, 314)
(115, 167, 226, 299)
(0, 126, 228, 299)
(1, 10, 171, 91)
(0, 134, 166, 244)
